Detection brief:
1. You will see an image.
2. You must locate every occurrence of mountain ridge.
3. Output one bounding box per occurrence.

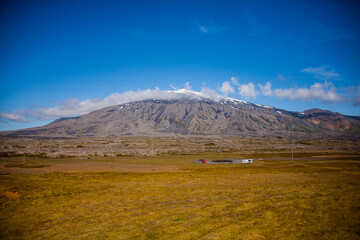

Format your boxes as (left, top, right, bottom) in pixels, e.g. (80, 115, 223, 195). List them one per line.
(2, 95, 360, 139)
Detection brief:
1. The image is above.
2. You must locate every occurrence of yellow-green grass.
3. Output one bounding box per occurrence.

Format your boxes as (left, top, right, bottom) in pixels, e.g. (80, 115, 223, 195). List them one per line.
(1, 157, 360, 239)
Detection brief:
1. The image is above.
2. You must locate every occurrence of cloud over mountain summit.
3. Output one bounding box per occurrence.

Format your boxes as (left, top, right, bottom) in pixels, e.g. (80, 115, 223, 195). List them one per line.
(1, 77, 358, 124)
(1, 86, 227, 123)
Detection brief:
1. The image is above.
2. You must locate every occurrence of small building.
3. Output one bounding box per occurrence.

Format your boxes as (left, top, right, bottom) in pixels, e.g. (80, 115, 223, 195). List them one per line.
(231, 159, 253, 164)
(241, 159, 253, 164)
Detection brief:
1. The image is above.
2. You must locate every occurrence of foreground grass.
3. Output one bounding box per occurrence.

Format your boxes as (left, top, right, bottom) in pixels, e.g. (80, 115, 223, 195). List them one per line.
(1, 159, 360, 239)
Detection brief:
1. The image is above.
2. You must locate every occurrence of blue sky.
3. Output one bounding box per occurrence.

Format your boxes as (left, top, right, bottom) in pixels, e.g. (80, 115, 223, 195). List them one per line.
(1, 0, 360, 131)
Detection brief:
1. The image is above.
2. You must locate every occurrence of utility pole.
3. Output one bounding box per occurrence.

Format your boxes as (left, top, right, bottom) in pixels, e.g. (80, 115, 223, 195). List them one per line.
(23, 153, 25, 165)
(292, 149, 294, 164)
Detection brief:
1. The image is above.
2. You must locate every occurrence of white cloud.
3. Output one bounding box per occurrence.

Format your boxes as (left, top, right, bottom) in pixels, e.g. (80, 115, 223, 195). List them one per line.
(169, 84, 177, 90)
(200, 87, 219, 99)
(219, 81, 234, 96)
(199, 25, 208, 33)
(0, 81, 355, 124)
(274, 81, 342, 103)
(230, 77, 240, 86)
(352, 83, 360, 107)
(238, 82, 258, 98)
(195, 22, 225, 34)
(235, 80, 343, 103)
(258, 82, 272, 96)
(30, 89, 185, 120)
(0, 111, 30, 123)
(301, 66, 340, 80)
(274, 74, 286, 81)
(0, 86, 227, 123)
(195, 22, 209, 33)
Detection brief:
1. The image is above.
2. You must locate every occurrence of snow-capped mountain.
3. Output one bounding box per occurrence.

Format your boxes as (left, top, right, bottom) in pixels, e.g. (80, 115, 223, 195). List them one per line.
(3, 90, 360, 138)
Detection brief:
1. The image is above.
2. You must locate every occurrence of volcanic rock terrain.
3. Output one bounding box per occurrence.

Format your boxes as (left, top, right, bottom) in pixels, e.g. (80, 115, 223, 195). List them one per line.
(3, 96, 360, 138)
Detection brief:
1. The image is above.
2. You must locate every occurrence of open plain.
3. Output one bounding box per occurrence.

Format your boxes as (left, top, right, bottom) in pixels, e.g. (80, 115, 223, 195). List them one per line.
(2, 0, 360, 239)
(0, 136, 360, 239)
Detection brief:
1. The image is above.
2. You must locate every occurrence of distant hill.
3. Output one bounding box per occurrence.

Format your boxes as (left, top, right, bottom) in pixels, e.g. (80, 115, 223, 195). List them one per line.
(2, 91, 360, 138)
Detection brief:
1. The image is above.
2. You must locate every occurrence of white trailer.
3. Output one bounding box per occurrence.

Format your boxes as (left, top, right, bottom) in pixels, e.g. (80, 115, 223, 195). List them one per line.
(241, 159, 253, 163)
(230, 159, 253, 164)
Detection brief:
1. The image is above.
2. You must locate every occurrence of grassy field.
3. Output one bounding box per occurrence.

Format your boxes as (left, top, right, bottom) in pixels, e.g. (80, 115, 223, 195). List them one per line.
(1, 155, 360, 239)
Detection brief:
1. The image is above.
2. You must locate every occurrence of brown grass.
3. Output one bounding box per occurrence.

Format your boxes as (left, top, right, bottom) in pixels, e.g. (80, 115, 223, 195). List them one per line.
(0, 154, 359, 239)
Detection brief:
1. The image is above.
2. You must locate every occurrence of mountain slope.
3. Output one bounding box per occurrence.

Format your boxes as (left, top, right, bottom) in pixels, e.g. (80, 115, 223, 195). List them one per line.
(4, 97, 360, 138)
